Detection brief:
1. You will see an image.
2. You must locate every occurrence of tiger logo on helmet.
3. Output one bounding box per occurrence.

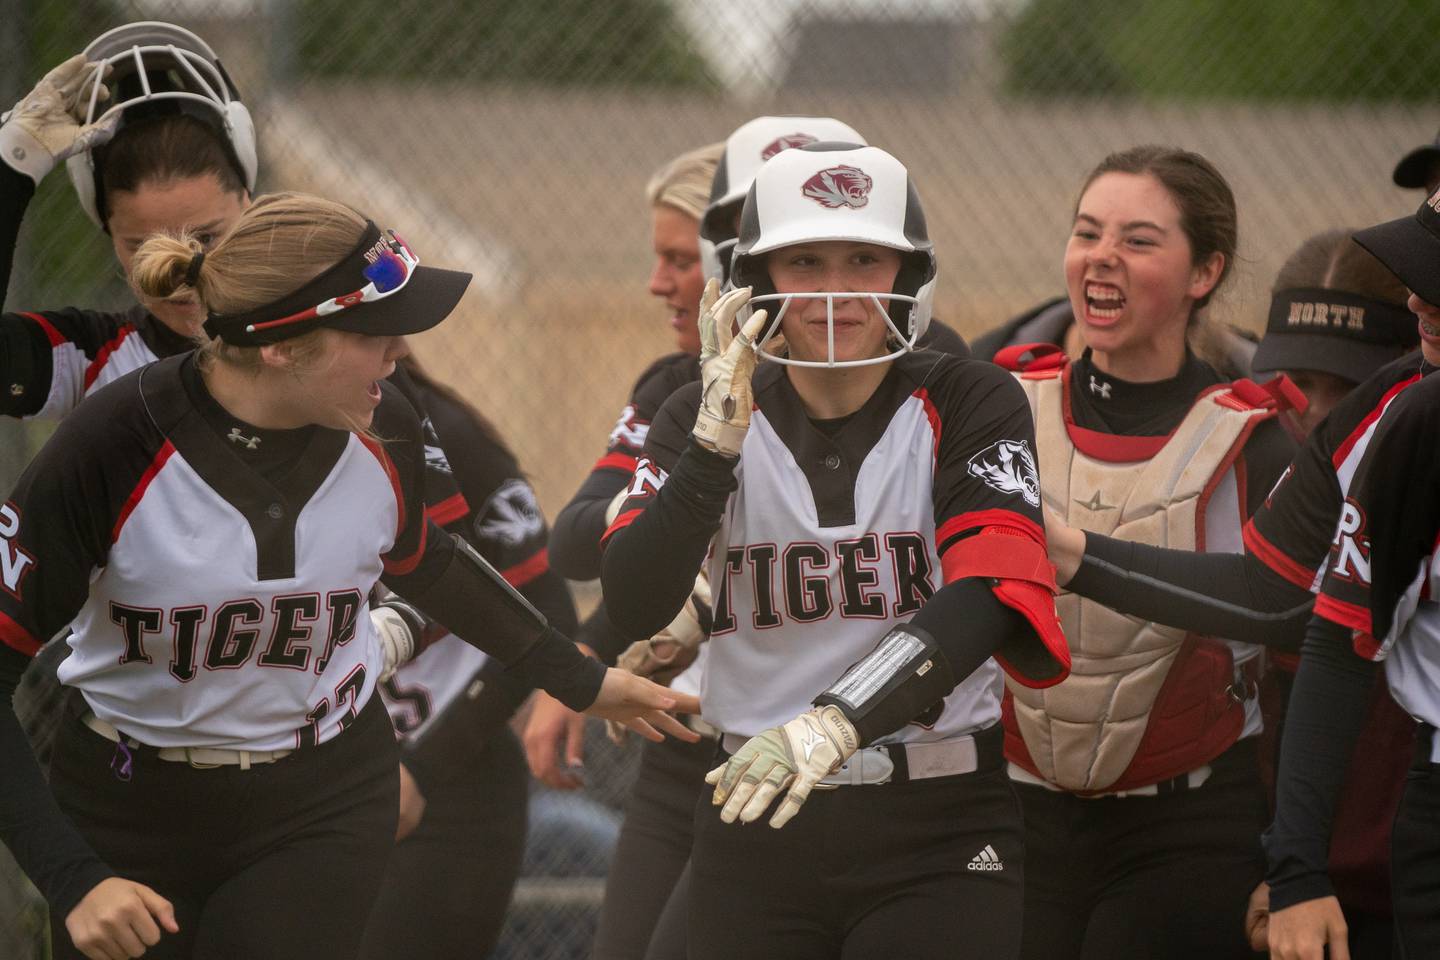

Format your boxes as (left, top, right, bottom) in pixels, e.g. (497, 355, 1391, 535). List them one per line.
(761, 133, 818, 161)
(802, 165, 873, 210)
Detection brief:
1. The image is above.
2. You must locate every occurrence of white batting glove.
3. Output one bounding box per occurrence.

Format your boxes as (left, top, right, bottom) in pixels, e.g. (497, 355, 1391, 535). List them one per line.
(1, 55, 117, 185)
(693, 280, 768, 458)
(606, 569, 712, 743)
(371, 600, 422, 682)
(705, 704, 859, 829)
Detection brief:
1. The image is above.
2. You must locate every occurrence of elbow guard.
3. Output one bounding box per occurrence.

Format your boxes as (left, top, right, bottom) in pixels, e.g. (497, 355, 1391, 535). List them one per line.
(402, 533, 550, 666)
(813, 624, 956, 746)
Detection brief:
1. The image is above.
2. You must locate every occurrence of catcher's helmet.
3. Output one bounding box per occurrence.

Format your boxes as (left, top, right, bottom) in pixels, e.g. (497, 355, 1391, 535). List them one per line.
(699, 116, 865, 286)
(66, 21, 258, 227)
(730, 143, 936, 369)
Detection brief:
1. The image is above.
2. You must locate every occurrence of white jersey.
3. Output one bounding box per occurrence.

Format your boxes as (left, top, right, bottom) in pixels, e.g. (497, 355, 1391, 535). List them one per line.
(0, 355, 439, 752)
(608, 351, 1055, 741)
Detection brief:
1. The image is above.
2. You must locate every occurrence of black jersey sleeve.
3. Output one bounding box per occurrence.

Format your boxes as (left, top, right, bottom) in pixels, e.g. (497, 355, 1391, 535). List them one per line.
(923, 358, 1067, 686)
(600, 381, 735, 639)
(1314, 373, 1440, 656)
(1246, 358, 1425, 591)
(0, 373, 169, 918)
(550, 352, 699, 580)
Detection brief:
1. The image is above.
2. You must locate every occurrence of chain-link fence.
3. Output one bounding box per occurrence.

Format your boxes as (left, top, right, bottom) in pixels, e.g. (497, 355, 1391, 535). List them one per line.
(3, 0, 1439, 956)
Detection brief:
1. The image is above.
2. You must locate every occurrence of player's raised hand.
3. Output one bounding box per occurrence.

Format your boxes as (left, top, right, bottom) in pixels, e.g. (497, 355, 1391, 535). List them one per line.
(693, 283, 768, 458)
(585, 669, 701, 743)
(66, 876, 179, 960)
(705, 705, 858, 829)
(1, 55, 118, 184)
(1268, 896, 1350, 960)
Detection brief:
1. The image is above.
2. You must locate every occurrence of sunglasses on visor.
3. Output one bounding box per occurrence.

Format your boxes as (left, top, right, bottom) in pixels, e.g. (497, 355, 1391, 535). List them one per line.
(244, 231, 419, 334)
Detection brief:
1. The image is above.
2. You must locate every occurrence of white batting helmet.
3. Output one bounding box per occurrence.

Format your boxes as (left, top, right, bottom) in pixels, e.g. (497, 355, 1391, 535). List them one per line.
(699, 116, 865, 286)
(731, 143, 936, 369)
(66, 21, 258, 227)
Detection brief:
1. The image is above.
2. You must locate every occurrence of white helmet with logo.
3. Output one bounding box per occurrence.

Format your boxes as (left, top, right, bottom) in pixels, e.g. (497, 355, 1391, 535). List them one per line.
(730, 142, 936, 369)
(699, 116, 865, 286)
(66, 21, 258, 227)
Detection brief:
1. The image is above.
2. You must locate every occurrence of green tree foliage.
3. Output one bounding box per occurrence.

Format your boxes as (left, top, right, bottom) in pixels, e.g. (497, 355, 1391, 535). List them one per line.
(298, 0, 716, 88)
(1003, 0, 1440, 100)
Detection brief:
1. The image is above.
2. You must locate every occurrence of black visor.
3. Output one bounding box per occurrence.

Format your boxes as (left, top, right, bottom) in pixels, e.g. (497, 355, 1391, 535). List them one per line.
(204, 221, 472, 346)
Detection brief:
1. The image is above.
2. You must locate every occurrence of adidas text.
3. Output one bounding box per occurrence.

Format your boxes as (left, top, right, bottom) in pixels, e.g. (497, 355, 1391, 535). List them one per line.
(967, 845, 1004, 872)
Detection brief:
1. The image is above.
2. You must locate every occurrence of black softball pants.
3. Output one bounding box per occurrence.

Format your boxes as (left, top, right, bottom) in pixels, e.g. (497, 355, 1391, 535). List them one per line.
(48, 694, 399, 960)
(688, 739, 1024, 960)
(1016, 740, 1267, 960)
(359, 727, 528, 960)
(592, 731, 714, 960)
(1390, 728, 1440, 959)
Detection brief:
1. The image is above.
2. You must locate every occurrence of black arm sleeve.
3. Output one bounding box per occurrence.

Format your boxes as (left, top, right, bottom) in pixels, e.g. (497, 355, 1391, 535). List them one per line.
(814, 577, 1026, 745)
(1070, 534, 1315, 649)
(600, 439, 737, 638)
(0, 647, 115, 921)
(0, 161, 35, 304)
(1262, 615, 1377, 911)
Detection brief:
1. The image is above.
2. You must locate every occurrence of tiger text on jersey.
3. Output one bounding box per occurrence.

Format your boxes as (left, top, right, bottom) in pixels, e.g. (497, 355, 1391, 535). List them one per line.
(709, 532, 935, 633)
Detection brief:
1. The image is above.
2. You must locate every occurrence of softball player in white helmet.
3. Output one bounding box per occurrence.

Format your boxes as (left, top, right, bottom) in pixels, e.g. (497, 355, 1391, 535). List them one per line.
(601, 141, 1068, 958)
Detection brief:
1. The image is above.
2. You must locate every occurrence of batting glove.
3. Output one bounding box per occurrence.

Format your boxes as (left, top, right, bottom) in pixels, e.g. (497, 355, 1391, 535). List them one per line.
(1, 55, 117, 185)
(705, 704, 859, 829)
(606, 570, 712, 743)
(693, 281, 769, 458)
(371, 597, 425, 682)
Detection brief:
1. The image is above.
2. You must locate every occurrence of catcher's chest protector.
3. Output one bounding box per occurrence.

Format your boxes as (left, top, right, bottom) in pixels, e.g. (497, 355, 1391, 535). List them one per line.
(1004, 365, 1275, 793)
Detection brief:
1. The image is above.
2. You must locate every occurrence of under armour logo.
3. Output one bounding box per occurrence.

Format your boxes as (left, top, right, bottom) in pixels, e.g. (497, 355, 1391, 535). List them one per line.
(227, 427, 260, 450)
(1089, 375, 1112, 399)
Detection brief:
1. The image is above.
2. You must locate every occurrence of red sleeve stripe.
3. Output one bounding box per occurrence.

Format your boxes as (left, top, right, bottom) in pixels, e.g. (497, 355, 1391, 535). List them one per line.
(424, 492, 470, 528)
(357, 436, 406, 540)
(937, 510, 1045, 551)
(0, 611, 41, 657)
(1241, 521, 1317, 591)
(112, 441, 176, 544)
(600, 508, 643, 547)
(500, 548, 550, 587)
(20, 312, 66, 348)
(382, 519, 428, 577)
(593, 452, 639, 474)
(83, 325, 137, 391)
(1313, 592, 1372, 634)
(913, 388, 941, 469)
(1332, 374, 1422, 470)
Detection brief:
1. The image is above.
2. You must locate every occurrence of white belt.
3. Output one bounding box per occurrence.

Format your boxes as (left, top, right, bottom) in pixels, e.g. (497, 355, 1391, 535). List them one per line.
(1007, 761, 1212, 797)
(83, 713, 294, 770)
(721, 732, 982, 786)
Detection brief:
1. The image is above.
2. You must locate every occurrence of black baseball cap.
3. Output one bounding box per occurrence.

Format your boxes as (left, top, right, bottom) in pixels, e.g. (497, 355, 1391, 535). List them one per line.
(1252, 286, 1417, 383)
(1353, 190, 1440, 308)
(1393, 128, 1440, 190)
(204, 221, 471, 346)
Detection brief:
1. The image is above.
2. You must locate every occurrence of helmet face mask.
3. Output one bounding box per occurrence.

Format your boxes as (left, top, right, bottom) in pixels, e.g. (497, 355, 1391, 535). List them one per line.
(731, 143, 936, 369)
(700, 116, 866, 287)
(66, 21, 259, 228)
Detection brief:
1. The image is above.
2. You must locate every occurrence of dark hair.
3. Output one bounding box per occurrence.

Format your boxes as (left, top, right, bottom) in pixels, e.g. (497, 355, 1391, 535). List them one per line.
(1273, 228, 1408, 305)
(95, 114, 247, 224)
(1078, 145, 1237, 310)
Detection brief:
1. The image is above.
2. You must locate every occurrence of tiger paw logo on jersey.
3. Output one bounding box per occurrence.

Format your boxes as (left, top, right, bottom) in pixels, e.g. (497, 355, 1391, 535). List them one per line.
(802, 165, 872, 209)
(966, 440, 1041, 508)
(761, 133, 817, 160)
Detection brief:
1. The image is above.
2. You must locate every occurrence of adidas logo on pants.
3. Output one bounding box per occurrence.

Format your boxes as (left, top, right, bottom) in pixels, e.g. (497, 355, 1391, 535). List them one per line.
(967, 845, 1004, 871)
